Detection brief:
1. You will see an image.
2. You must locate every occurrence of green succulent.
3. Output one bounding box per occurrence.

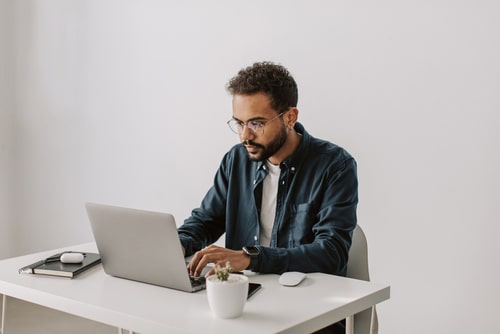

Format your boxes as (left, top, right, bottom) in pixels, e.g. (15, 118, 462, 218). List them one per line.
(214, 261, 232, 281)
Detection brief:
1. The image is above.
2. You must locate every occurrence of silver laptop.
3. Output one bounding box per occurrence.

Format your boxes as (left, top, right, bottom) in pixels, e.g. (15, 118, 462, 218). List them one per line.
(85, 202, 206, 292)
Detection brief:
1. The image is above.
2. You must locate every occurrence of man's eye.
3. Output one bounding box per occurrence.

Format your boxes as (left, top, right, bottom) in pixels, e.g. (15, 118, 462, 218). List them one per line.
(248, 121, 265, 129)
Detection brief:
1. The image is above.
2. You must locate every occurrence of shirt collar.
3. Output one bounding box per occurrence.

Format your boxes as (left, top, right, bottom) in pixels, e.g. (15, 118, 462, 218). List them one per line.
(280, 122, 309, 172)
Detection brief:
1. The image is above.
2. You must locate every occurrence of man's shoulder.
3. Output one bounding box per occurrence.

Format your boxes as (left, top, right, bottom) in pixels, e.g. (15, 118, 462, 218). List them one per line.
(296, 123, 353, 160)
(303, 134, 355, 170)
(307, 136, 353, 160)
(309, 136, 351, 156)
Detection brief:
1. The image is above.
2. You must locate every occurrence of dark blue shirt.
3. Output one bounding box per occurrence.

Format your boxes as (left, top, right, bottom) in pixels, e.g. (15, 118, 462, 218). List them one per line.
(178, 122, 358, 276)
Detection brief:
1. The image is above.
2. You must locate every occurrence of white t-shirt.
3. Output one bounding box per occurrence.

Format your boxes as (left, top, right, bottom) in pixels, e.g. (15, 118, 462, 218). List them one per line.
(260, 161, 281, 246)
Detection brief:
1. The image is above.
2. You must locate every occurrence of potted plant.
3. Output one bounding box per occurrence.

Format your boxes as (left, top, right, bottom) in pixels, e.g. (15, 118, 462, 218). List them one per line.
(206, 261, 249, 318)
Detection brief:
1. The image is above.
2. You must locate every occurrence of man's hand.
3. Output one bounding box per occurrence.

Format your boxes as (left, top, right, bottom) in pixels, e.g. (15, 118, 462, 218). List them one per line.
(187, 245, 250, 278)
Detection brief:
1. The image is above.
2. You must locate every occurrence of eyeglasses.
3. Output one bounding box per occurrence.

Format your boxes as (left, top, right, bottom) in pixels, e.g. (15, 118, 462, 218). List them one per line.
(227, 112, 286, 136)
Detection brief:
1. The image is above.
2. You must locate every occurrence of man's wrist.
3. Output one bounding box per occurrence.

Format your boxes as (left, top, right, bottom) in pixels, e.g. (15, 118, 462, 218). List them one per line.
(242, 246, 260, 271)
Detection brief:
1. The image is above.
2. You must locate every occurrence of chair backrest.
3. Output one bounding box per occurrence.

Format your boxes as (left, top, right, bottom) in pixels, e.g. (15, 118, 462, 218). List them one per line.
(346, 225, 378, 334)
(347, 225, 370, 281)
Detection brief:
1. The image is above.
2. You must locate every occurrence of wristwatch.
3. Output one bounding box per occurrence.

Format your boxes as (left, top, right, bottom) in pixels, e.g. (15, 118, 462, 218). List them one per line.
(242, 246, 260, 271)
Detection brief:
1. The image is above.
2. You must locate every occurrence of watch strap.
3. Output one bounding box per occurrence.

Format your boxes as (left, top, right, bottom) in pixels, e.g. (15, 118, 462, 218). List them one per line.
(243, 246, 260, 271)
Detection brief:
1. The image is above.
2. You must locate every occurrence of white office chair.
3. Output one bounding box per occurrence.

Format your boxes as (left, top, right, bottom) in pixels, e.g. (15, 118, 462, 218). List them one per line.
(345, 225, 378, 334)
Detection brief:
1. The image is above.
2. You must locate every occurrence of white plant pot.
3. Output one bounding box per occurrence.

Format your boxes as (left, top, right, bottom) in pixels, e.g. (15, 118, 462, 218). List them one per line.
(206, 274, 249, 319)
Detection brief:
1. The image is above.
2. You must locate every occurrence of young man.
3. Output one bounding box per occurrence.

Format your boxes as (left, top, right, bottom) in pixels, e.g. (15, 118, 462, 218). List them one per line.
(179, 61, 358, 281)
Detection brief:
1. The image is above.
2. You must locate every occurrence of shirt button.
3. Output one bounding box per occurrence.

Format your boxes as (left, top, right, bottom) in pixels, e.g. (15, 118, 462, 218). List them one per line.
(253, 180, 257, 184)
(291, 167, 296, 172)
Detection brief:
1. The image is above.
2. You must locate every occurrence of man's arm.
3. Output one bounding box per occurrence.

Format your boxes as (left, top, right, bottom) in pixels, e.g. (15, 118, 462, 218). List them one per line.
(178, 152, 231, 257)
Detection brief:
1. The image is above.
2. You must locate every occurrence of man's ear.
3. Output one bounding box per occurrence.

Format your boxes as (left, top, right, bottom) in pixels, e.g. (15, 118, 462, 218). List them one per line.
(286, 107, 299, 128)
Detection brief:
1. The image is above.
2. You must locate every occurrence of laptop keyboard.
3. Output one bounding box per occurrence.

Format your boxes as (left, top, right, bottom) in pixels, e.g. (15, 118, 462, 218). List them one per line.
(190, 275, 206, 287)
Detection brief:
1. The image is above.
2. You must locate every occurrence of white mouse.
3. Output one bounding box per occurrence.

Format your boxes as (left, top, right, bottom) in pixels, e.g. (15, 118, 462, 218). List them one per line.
(60, 253, 84, 264)
(279, 271, 306, 286)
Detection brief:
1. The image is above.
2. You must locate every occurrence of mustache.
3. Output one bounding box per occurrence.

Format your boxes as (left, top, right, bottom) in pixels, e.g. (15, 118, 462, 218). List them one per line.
(242, 140, 264, 149)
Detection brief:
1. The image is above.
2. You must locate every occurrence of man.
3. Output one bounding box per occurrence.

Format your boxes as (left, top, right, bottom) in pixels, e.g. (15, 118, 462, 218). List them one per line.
(179, 61, 358, 280)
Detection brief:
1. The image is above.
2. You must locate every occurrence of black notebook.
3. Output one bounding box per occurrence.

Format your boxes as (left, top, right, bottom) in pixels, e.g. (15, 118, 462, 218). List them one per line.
(19, 252, 101, 278)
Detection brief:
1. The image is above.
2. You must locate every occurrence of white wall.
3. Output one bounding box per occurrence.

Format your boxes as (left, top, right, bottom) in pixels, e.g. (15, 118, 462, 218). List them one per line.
(2, 0, 500, 333)
(0, 0, 14, 258)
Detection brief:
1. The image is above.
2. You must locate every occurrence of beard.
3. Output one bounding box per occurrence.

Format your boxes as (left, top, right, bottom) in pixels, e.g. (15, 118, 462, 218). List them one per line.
(243, 124, 288, 162)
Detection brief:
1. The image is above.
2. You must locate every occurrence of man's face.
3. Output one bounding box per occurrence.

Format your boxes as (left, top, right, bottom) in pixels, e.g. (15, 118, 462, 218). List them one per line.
(231, 93, 288, 162)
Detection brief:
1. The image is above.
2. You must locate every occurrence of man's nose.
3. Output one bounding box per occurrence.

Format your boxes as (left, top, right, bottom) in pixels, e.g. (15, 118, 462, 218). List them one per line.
(239, 124, 255, 142)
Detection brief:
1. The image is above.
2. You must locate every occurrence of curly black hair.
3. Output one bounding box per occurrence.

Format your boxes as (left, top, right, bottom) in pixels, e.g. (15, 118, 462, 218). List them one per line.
(226, 61, 298, 113)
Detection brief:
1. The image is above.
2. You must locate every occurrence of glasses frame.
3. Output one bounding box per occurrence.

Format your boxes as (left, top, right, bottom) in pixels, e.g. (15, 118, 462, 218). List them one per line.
(227, 111, 286, 136)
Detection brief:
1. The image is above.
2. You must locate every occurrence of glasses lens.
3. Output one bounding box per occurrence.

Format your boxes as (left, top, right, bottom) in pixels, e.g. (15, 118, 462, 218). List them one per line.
(227, 119, 241, 134)
(247, 121, 261, 133)
(226, 119, 271, 135)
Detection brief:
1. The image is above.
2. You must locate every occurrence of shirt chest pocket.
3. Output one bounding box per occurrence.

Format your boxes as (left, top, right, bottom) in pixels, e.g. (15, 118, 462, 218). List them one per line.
(284, 203, 317, 247)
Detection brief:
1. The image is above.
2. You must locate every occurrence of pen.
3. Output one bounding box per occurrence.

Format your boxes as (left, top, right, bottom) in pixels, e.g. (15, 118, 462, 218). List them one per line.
(44, 254, 63, 263)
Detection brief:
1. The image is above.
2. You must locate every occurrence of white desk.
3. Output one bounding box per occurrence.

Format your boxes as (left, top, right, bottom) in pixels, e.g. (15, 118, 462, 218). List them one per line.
(0, 243, 390, 333)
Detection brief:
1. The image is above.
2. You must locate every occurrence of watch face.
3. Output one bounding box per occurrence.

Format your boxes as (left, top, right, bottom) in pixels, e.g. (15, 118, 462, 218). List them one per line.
(244, 246, 259, 256)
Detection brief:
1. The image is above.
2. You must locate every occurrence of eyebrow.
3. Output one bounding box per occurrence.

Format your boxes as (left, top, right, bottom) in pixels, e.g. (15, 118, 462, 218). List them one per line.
(232, 116, 268, 122)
